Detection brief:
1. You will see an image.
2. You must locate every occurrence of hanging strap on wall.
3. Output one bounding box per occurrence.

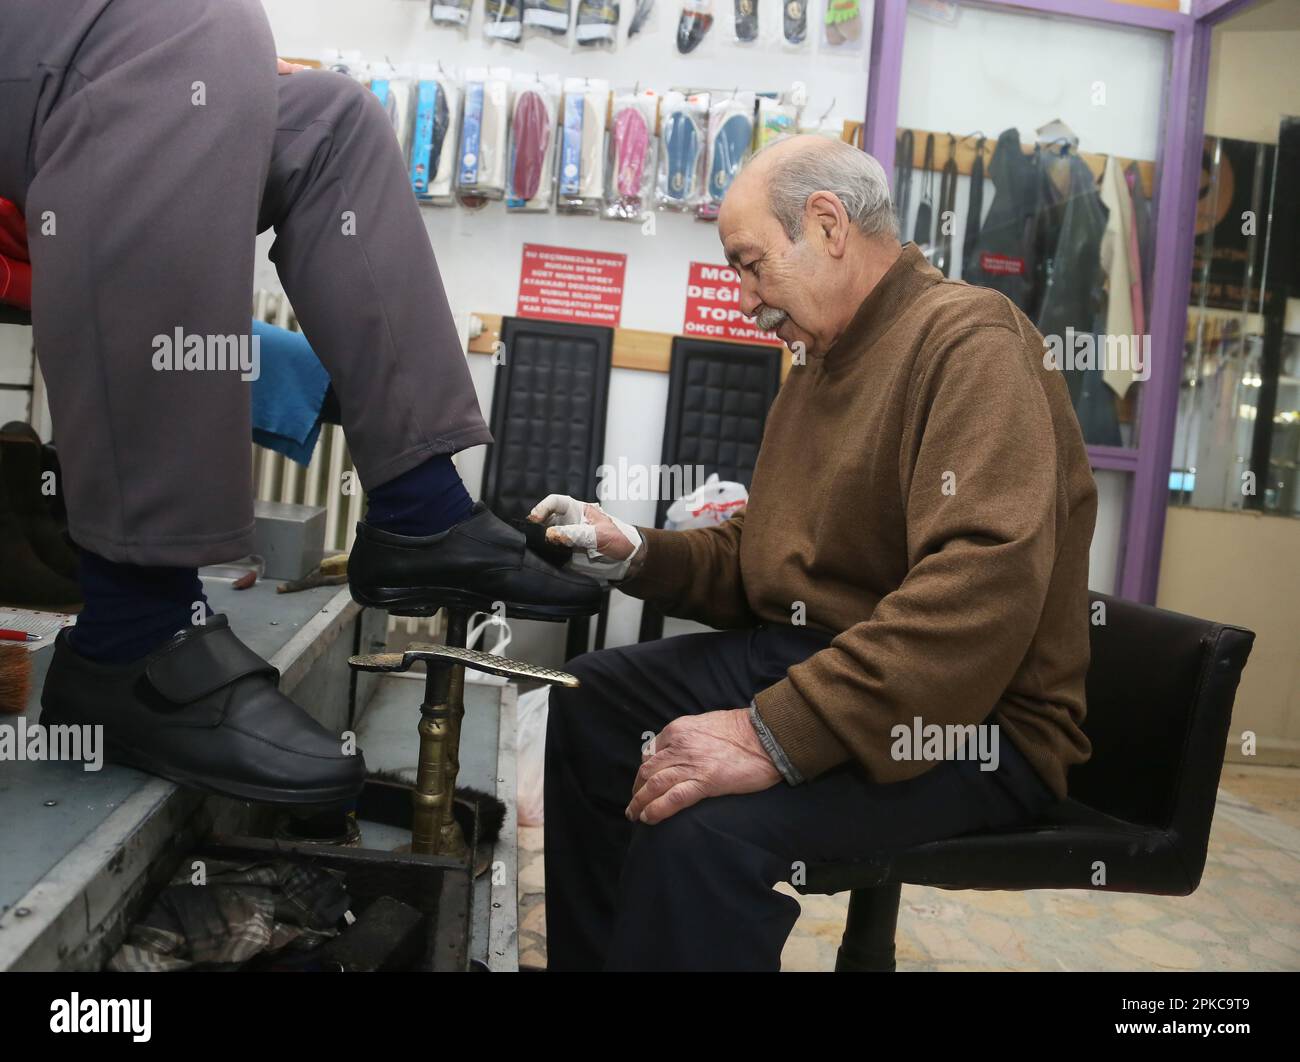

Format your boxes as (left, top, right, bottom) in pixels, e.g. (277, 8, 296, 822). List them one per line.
(894, 128, 913, 236)
(935, 135, 958, 276)
(963, 134, 986, 270)
(913, 132, 934, 247)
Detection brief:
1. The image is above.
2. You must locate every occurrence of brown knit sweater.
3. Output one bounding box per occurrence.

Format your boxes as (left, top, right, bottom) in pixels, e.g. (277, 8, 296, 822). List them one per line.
(619, 243, 1097, 800)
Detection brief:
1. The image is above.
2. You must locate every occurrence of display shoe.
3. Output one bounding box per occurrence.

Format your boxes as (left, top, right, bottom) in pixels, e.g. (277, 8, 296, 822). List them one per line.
(40, 615, 367, 805)
(0, 426, 79, 580)
(347, 501, 602, 619)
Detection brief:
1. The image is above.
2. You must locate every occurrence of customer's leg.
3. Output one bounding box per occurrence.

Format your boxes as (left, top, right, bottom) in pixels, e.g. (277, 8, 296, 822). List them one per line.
(258, 70, 491, 494)
(24, 0, 277, 569)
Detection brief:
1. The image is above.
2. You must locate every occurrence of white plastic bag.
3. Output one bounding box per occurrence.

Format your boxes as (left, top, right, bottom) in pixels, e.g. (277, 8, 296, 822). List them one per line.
(664, 472, 748, 530)
(516, 686, 550, 826)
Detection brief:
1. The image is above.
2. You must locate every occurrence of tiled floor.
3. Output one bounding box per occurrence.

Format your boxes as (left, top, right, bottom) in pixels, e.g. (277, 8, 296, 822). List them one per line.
(517, 764, 1300, 971)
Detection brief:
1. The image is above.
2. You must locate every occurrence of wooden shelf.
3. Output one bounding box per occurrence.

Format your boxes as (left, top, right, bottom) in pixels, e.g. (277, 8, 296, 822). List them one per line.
(467, 312, 793, 378)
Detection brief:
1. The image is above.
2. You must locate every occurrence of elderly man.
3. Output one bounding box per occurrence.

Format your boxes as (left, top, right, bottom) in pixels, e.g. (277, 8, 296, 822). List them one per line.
(531, 134, 1098, 971)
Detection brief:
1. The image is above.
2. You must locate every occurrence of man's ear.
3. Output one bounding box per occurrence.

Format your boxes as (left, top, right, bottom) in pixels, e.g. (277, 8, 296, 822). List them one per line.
(805, 190, 850, 259)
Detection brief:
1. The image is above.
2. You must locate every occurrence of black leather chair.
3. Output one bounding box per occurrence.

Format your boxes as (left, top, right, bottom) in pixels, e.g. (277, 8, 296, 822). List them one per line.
(480, 316, 613, 660)
(0, 306, 31, 326)
(797, 592, 1255, 971)
(637, 336, 782, 643)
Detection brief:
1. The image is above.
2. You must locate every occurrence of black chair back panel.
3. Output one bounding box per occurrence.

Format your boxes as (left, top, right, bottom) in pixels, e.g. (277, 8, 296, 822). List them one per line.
(1071, 593, 1253, 836)
(482, 317, 613, 524)
(654, 337, 782, 529)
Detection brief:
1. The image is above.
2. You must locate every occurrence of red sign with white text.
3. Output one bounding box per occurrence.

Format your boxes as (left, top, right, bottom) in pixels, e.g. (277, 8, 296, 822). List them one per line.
(517, 243, 626, 326)
(682, 262, 782, 346)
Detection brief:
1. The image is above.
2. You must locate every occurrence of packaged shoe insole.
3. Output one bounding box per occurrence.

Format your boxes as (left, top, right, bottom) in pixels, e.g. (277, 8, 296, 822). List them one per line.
(676, 0, 713, 54)
(430, 0, 474, 25)
(457, 67, 511, 204)
(485, 0, 524, 41)
(507, 75, 560, 211)
(410, 78, 449, 200)
(604, 90, 657, 220)
(783, 0, 807, 44)
(523, 0, 570, 32)
(575, 0, 619, 46)
(557, 77, 609, 214)
(657, 91, 707, 209)
(733, 0, 757, 41)
(704, 92, 755, 212)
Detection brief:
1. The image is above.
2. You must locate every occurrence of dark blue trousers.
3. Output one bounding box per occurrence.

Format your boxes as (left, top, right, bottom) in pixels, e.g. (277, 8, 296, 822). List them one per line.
(544, 624, 1058, 971)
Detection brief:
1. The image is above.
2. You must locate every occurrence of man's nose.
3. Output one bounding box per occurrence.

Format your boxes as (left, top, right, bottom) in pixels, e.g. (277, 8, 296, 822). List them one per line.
(737, 278, 761, 317)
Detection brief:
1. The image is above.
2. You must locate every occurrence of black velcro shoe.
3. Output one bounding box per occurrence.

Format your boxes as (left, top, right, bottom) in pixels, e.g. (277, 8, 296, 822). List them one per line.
(40, 616, 366, 806)
(347, 502, 602, 619)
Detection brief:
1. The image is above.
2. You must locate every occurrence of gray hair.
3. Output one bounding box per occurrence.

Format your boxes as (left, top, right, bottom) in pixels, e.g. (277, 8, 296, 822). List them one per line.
(757, 136, 898, 242)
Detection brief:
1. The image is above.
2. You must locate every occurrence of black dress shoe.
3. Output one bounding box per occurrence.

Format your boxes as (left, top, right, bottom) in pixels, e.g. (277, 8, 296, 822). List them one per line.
(347, 502, 601, 619)
(40, 616, 366, 805)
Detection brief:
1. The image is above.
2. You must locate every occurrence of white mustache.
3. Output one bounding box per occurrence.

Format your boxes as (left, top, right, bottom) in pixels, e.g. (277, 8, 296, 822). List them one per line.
(755, 306, 788, 332)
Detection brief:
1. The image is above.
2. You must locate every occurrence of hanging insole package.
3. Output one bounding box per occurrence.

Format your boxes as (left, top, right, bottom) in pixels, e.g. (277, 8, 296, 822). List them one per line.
(755, 94, 799, 150)
(656, 90, 708, 212)
(556, 78, 609, 215)
(523, 0, 571, 36)
(604, 90, 658, 221)
(484, 0, 524, 42)
(574, 0, 620, 48)
(410, 67, 460, 206)
(369, 72, 415, 158)
(700, 90, 755, 220)
(430, 0, 474, 26)
(456, 67, 512, 206)
(506, 74, 560, 212)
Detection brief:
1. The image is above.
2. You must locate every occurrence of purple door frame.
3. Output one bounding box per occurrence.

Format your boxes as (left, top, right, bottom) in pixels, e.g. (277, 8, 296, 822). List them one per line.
(864, 0, 1256, 603)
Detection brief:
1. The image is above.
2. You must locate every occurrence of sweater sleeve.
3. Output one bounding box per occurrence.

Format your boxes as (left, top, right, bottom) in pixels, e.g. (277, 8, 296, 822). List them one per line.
(614, 509, 755, 629)
(753, 328, 1063, 782)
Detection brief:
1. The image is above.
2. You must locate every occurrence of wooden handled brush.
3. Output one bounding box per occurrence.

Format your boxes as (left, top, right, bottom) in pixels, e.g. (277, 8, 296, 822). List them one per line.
(0, 641, 32, 714)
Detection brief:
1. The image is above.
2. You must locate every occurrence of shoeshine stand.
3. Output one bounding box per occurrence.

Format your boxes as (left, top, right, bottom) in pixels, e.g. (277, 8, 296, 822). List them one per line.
(350, 605, 580, 858)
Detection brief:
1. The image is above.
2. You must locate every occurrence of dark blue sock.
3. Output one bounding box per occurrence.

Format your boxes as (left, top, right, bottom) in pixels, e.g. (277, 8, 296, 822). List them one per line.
(70, 551, 211, 663)
(365, 453, 473, 536)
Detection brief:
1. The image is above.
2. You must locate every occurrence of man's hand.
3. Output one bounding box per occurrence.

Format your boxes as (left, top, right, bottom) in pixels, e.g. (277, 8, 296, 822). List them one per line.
(277, 58, 308, 75)
(626, 709, 781, 825)
(528, 494, 644, 582)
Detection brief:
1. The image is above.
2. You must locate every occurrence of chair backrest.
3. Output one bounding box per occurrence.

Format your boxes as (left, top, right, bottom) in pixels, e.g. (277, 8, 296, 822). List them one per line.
(1071, 593, 1254, 848)
(638, 337, 782, 643)
(651, 336, 783, 530)
(481, 317, 613, 523)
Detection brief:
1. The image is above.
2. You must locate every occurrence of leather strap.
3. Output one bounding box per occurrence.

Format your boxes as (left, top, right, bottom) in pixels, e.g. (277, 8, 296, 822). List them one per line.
(913, 132, 935, 246)
(894, 129, 913, 236)
(935, 135, 958, 276)
(963, 135, 986, 270)
(146, 617, 278, 704)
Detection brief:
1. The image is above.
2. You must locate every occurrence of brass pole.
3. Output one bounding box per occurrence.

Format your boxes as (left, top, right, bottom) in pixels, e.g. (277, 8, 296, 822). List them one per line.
(410, 662, 454, 856)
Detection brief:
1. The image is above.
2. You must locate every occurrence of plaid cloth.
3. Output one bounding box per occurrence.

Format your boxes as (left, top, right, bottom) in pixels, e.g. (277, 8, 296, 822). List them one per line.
(110, 859, 351, 972)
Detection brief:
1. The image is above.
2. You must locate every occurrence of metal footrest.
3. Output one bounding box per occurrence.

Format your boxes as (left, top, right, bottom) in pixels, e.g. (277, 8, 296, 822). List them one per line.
(349, 643, 579, 688)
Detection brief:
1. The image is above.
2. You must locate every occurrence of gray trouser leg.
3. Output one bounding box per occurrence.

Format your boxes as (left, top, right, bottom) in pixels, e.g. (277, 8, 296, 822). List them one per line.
(17, 1, 491, 568)
(259, 71, 492, 492)
(23, 0, 277, 566)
